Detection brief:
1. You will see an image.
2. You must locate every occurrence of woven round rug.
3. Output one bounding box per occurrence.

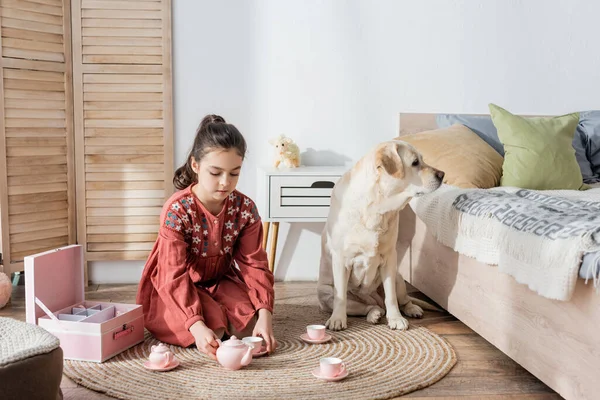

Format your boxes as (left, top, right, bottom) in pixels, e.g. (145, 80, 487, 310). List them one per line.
(64, 303, 456, 400)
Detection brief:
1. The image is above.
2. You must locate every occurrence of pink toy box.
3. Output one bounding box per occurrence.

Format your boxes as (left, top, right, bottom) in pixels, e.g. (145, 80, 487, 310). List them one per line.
(25, 245, 144, 362)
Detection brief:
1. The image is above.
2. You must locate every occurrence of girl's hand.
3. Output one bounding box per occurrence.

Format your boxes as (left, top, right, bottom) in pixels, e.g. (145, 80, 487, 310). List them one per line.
(189, 321, 220, 360)
(253, 309, 277, 353)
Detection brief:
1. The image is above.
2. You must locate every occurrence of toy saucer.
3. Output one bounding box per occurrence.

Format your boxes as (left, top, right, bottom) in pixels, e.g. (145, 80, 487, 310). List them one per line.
(300, 333, 332, 344)
(311, 367, 348, 382)
(253, 346, 269, 357)
(143, 359, 180, 372)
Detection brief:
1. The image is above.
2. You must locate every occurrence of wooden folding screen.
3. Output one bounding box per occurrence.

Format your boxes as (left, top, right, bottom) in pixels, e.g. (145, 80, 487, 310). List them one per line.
(0, 0, 173, 278)
(0, 0, 75, 275)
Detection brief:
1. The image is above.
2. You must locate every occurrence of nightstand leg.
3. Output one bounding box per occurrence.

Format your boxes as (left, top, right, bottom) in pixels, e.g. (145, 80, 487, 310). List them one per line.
(268, 222, 279, 273)
(262, 222, 270, 250)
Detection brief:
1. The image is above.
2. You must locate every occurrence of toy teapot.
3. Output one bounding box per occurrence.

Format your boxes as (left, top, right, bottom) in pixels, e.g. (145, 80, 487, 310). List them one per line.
(215, 335, 254, 370)
(149, 343, 175, 368)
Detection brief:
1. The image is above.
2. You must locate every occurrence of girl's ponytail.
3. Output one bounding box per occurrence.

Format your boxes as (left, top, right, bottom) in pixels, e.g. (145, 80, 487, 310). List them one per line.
(173, 154, 197, 190)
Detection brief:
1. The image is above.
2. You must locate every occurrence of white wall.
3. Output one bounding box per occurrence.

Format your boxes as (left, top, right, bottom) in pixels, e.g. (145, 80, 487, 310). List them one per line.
(90, 0, 600, 283)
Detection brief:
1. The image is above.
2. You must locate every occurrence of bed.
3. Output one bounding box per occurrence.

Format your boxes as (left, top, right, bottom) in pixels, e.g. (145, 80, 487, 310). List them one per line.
(395, 112, 600, 400)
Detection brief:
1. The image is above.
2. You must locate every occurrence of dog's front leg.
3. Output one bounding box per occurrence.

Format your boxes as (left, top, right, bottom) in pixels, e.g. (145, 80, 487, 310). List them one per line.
(381, 251, 409, 331)
(326, 253, 349, 331)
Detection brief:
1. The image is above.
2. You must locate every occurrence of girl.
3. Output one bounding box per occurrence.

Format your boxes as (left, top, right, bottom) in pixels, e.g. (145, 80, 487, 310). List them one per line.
(136, 115, 276, 360)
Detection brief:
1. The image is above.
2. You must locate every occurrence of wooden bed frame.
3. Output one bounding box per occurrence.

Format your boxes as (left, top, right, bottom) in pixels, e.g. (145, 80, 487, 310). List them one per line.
(395, 113, 600, 400)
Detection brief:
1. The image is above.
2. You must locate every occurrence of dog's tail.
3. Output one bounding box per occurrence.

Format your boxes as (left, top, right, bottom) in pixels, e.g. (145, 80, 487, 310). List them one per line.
(408, 296, 445, 312)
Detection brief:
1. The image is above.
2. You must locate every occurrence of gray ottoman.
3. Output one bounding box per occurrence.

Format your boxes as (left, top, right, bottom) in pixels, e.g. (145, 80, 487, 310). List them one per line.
(0, 317, 63, 400)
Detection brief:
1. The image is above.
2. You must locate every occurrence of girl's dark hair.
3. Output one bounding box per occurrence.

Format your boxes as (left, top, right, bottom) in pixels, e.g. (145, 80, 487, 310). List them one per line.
(173, 114, 247, 190)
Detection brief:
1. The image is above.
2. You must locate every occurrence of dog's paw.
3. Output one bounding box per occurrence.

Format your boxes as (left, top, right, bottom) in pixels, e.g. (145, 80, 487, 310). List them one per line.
(366, 306, 384, 324)
(387, 316, 409, 331)
(326, 314, 347, 331)
(402, 302, 424, 318)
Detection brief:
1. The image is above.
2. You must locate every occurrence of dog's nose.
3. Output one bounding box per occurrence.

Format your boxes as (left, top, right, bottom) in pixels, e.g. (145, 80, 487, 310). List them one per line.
(436, 170, 445, 181)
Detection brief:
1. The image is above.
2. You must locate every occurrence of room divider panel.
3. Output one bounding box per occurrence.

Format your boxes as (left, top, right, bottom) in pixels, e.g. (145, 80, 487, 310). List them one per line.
(0, 0, 173, 281)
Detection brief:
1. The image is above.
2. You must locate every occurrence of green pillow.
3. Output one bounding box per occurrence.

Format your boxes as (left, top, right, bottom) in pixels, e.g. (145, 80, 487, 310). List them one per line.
(489, 103, 584, 190)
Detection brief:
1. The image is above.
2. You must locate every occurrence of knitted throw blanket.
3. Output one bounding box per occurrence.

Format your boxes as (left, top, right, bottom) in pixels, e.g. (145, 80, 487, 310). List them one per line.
(410, 185, 600, 301)
(0, 317, 59, 366)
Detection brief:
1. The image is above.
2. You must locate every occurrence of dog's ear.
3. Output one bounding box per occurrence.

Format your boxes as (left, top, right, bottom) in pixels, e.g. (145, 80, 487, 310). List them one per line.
(376, 143, 404, 178)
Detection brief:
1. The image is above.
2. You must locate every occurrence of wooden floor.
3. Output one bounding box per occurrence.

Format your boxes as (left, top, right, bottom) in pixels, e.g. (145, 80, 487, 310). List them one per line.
(0, 281, 562, 400)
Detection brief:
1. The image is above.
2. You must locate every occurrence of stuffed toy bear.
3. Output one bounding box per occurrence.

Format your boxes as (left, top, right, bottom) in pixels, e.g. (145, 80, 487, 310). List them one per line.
(268, 135, 301, 168)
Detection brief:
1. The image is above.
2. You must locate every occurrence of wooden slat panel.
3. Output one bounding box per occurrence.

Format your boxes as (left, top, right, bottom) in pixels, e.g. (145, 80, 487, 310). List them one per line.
(85, 136, 163, 146)
(82, 18, 161, 28)
(86, 171, 164, 181)
(11, 235, 68, 253)
(0, 8, 63, 26)
(2, 17, 64, 34)
(5, 88, 65, 100)
(84, 119, 162, 128)
(8, 191, 67, 207)
(6, 109, 66, 119)
(13, 243, 67, 260)
(83, 92, 161, 101)
(85, 154, 163, 164)
(82, 1, 161, 10)
(1, 0, 63, 16)
(84, 101, 162, 110)
(2, 27, 63, 43)
(71, 0, 172, 267)
(84, 127, 162, 136)
(9, 199, 67, 213)
(85, 189, 165, 198)
(86, 198, 164, 208)
(87, 233, 158, 242)
(85, 181, 163, 190)
(18, 0, 62, 7)
(10, 218, 68, 234)
(82, 63, 162, 73)
(83, 45, 161, 55)
(5, 99, 66, 109)
(8, 173, 67, 186)
(6, 146, 66, 156)
(8, 182, 67, 195)
(82, 55, 162, 64)
(10, 225, 68, 243)
(82, 27, 161, 37)
(83, 74, 161, 83)
(84, 110, 162, 119)
(87, 216, 157, 225)
(2, 47, 64, 62)
(84, 144, 163, 154)
(81, 9, 161, 19)
(7, 154, 66, 166)
(82, 36, 161, 46)
(5, 118, 66, 127)
(86, 206, 161, 216)
(2, 57, 65, 72)
(7, 137, 66, 147)
(10, 208, 67, 224)
(7, 163, 67, 176)
(3, 79, 64, 92)
(4, 69, 64, 82)
(5, 127, 66, 137)
(2, 37, 64, 53)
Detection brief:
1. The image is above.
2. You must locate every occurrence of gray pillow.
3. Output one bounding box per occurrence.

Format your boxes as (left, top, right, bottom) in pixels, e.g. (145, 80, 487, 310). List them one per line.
(436, 114, 597, 184)
(579, 111, 600, 182)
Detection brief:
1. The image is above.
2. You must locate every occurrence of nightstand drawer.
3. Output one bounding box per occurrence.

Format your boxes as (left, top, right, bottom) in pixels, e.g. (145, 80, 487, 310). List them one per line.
(269, 175, 340, 219)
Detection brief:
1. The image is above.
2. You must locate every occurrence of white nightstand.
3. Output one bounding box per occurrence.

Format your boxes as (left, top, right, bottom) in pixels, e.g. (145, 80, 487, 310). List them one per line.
(256, 165, 348, 272)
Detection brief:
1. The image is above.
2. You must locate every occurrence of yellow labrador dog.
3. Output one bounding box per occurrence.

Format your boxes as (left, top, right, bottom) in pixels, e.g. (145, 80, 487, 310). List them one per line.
(317, 140, 444, 331)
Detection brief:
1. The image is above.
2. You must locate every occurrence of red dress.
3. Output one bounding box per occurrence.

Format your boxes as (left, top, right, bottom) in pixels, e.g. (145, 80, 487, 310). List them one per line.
(136, 186, 274, 347)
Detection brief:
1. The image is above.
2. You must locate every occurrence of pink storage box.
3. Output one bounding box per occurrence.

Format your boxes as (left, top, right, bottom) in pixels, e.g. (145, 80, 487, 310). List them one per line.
(25, 245, 144, 362)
